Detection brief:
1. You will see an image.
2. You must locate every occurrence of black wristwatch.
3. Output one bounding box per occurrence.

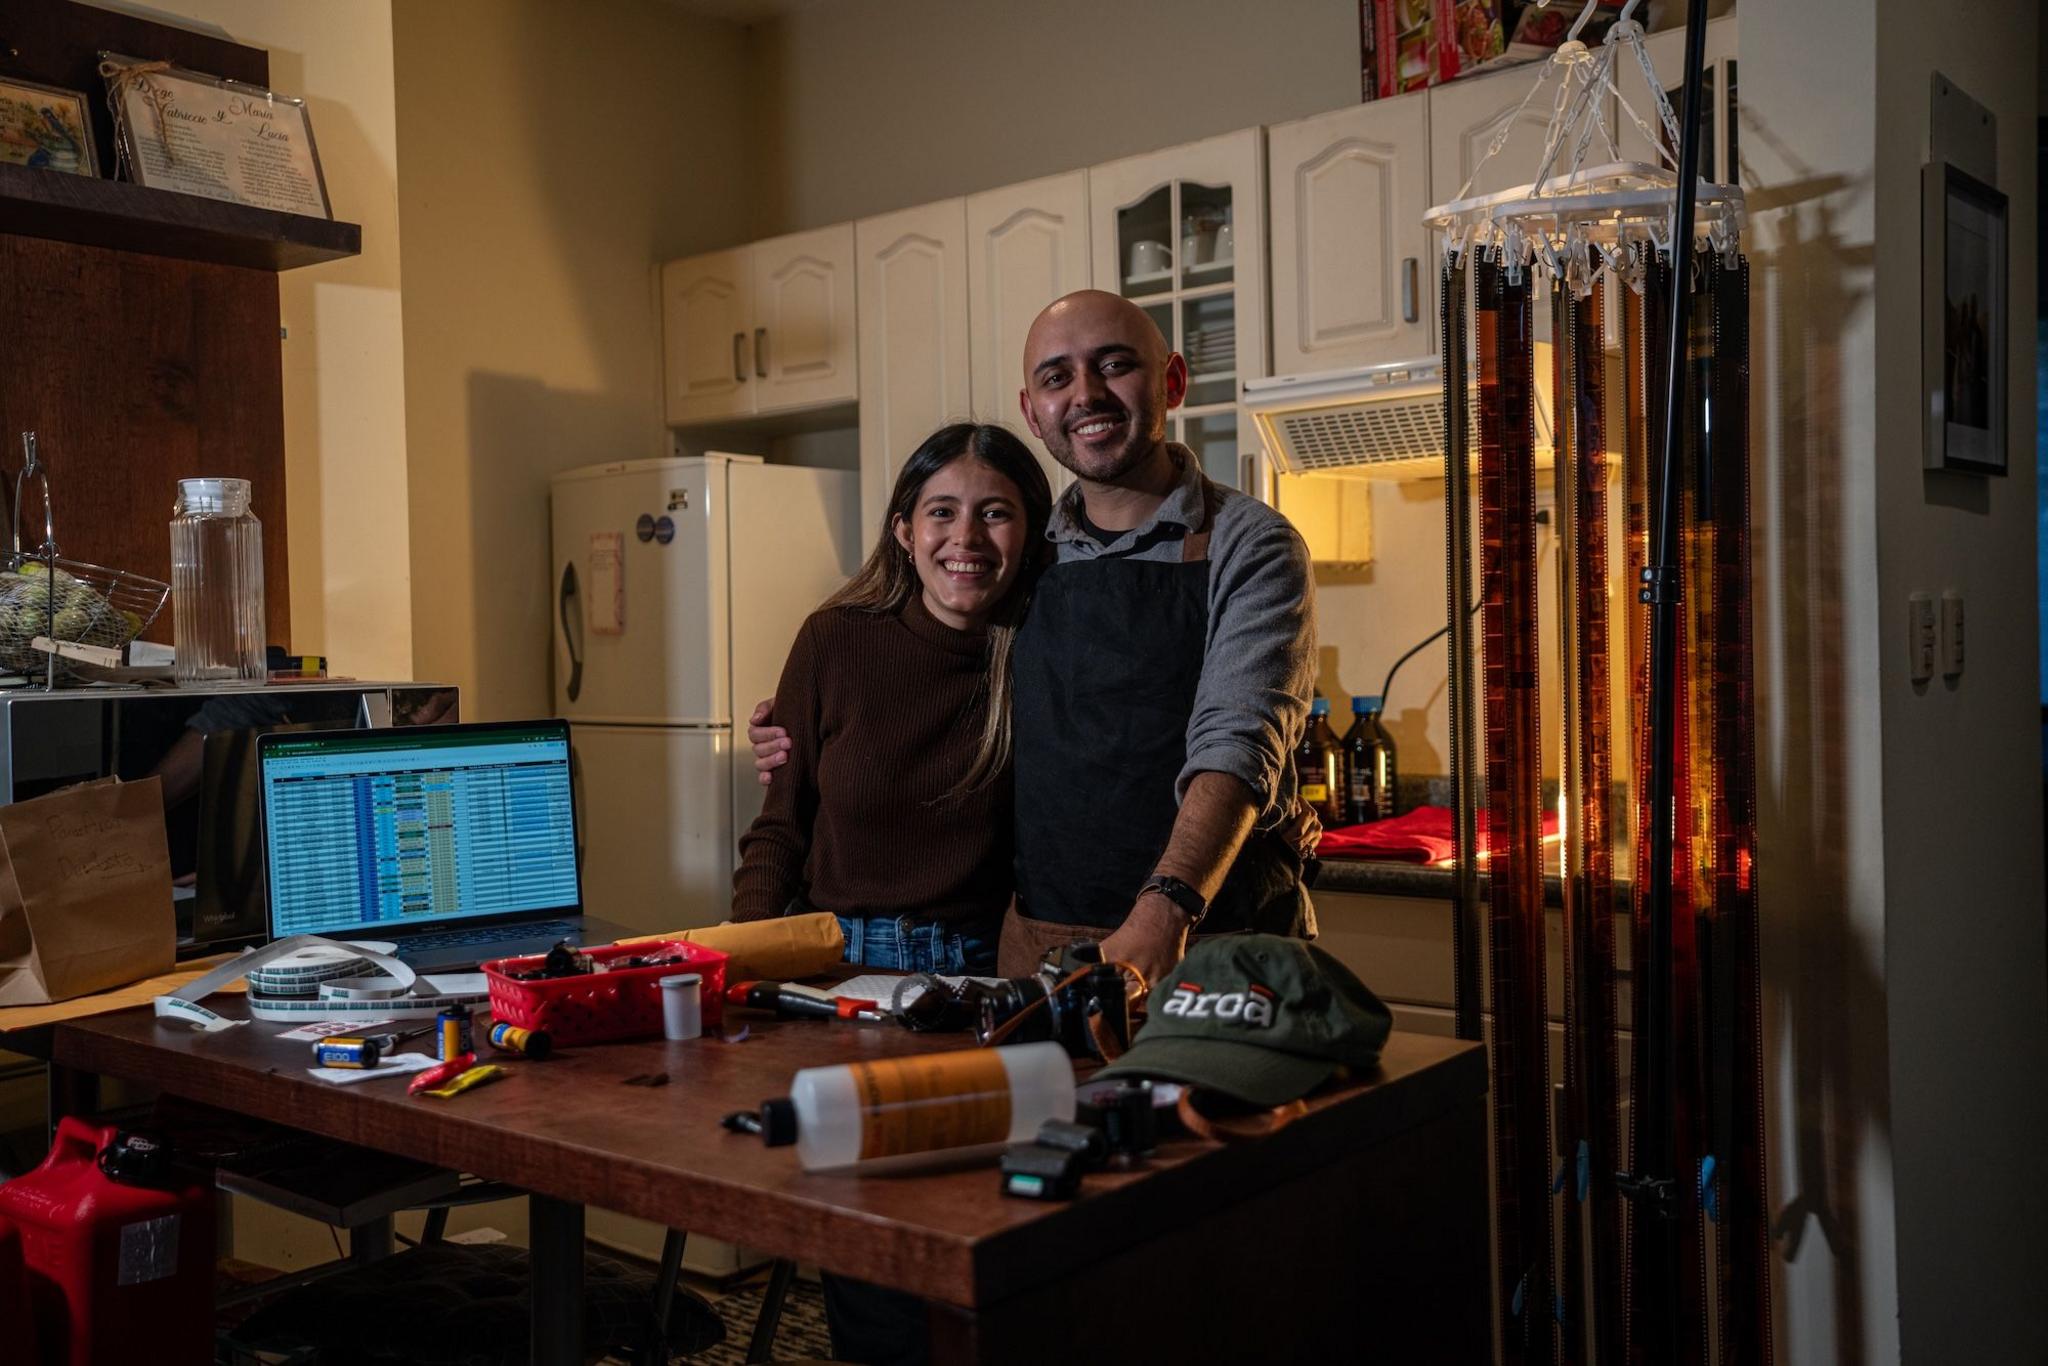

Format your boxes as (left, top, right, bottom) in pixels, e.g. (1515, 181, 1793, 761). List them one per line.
(1139, 874, 1208, 929)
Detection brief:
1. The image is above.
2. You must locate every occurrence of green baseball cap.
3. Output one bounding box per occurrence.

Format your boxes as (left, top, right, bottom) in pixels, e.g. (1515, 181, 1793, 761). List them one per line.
(1097, 935, 1393, 1107)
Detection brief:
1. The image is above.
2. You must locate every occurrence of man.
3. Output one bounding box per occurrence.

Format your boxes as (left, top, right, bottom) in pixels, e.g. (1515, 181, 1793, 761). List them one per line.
(755, 289, 1317, 986)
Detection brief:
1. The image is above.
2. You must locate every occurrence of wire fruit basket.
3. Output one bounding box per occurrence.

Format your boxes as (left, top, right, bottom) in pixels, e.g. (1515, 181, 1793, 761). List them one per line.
(0, 434, 170, 683)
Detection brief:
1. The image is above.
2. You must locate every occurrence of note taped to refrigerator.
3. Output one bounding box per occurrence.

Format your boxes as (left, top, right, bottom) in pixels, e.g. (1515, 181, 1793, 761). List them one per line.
(589, 532, 625, 634)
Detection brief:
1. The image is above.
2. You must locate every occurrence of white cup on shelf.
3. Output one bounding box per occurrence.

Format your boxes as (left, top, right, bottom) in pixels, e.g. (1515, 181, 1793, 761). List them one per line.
(1212, 222, 1235, 264)
(1127, 239, 1169, 278)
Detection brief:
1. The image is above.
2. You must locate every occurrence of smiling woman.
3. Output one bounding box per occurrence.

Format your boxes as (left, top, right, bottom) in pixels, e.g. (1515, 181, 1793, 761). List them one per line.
(729, 423, 1053, 977)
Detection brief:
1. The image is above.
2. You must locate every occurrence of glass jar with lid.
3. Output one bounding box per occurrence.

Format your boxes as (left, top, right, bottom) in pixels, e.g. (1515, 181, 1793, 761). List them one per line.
(169, 478, 265, 685)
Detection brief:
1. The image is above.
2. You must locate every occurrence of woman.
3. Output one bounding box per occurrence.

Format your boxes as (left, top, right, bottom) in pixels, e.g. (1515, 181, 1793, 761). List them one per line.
(730, 422, 1052, 976)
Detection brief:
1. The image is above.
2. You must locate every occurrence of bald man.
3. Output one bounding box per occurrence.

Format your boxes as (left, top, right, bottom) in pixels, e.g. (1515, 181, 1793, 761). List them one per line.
(998, 289, 1316, 982)
(750, 291, 1316, 986)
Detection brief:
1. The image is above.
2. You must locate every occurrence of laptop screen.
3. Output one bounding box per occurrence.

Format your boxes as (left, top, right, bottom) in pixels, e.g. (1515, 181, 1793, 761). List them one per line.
(259, 722, 581, 939)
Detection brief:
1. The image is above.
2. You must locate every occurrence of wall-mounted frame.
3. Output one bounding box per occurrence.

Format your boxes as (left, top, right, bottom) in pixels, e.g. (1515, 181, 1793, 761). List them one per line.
(99, 53, 331, 219)
(0, 75, 100, 178)
(1922, 160, 2007, 475)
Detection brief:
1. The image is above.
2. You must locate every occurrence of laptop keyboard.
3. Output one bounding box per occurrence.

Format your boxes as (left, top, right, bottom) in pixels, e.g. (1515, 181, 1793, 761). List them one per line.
(396, 920, 581, 957)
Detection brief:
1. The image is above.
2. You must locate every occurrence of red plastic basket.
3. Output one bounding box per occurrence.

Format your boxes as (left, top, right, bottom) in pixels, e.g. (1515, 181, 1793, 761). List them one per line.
(482, 940, 728, 1046)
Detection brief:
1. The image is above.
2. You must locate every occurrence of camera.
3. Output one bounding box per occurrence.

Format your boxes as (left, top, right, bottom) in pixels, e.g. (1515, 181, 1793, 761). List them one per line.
(972, 942, 1132, 1061)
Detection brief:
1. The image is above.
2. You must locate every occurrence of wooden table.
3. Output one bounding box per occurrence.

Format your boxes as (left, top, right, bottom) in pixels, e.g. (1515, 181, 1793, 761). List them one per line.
(50, 1001, 1489, 1364)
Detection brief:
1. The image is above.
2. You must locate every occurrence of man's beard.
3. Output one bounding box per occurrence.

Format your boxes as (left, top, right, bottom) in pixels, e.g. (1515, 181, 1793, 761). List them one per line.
(1043, 401, 1161, 484)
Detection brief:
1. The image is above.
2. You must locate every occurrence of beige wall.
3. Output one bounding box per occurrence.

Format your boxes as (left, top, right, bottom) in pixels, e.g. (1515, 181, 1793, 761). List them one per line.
(746, 0, 1361, 236)
(1871, 0, 2045, 1356)
(122, 0, 413, 679)
(1745, 0, 2048, 1357)
(393, 0, 756, 721)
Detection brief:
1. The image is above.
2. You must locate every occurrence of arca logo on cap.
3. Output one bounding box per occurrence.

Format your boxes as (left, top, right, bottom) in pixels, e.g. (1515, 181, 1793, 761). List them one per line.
(1160, 980, 1276, 1028)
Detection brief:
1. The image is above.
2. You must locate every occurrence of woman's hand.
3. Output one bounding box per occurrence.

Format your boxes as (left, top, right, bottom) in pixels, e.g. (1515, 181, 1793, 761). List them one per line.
(748, 698, 791, 786)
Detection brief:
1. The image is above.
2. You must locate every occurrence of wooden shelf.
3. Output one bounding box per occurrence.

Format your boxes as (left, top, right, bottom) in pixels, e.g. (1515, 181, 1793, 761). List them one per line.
(0, 161, 360, 272)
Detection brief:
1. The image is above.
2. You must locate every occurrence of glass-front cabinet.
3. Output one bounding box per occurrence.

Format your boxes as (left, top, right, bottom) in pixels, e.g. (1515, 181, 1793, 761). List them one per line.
(1088, 129, 1267, 490)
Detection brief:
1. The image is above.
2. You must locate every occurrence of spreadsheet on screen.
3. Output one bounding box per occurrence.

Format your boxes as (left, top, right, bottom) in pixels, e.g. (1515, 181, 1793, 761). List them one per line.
(260, 726, 579, 938)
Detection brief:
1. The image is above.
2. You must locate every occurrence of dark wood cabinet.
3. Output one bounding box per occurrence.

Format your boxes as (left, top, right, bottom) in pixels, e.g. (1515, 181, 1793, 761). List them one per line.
(0, 0, 365, 647)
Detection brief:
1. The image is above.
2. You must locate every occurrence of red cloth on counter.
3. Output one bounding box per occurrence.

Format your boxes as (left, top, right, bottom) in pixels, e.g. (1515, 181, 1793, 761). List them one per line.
(1315, 804, 1561, 863)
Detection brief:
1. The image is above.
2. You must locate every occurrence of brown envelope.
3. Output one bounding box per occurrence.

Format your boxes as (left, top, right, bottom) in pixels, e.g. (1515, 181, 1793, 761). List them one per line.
(611, 911, 845, 981)
(0, 776, 175, 1006)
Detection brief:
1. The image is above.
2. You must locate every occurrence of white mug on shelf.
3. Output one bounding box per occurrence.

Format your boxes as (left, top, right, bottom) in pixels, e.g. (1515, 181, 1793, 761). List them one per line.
(1180, 232, 1211, 267)
(1127, 239, 1169, 278)
(1212, 222, 1235, 264)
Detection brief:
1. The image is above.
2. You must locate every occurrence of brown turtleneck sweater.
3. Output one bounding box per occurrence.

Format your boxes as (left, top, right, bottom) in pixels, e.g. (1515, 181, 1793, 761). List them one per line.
(731, 594, 1013, 924)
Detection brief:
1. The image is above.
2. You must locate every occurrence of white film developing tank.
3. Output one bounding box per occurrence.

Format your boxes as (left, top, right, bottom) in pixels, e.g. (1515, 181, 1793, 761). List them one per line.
(170, 478, 266, 684)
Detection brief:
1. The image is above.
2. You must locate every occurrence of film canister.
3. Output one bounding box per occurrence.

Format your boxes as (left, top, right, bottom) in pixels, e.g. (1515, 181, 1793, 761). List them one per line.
(659, 973, 702, 1041)
(487, 1020, 554, 1059)
(436, 1008, 474, 1061)
(314, 1038, 380, 1069)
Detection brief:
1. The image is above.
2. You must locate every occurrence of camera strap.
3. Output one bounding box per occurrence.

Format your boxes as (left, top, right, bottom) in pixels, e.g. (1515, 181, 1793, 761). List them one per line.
(1175, 1090, 1307, 1144)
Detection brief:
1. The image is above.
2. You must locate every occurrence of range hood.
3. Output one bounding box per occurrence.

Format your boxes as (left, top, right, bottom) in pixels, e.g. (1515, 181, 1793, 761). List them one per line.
(1243, 353, 1555, 480)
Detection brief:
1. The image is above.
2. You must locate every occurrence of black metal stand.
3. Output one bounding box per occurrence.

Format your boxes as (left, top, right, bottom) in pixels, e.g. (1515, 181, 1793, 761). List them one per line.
(1623, 0, 1713, 1356)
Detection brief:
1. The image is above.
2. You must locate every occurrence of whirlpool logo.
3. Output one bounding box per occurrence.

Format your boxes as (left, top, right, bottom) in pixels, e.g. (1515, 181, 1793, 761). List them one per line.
(1162, 980, 1276, 1027)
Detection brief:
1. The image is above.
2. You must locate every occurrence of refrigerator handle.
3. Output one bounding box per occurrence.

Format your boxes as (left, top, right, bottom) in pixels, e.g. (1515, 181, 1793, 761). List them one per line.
(559, 561, 584, 703)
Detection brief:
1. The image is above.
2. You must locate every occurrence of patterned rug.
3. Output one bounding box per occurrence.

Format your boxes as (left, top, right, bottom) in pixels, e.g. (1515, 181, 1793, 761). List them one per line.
(691, 1275, 836, 1364)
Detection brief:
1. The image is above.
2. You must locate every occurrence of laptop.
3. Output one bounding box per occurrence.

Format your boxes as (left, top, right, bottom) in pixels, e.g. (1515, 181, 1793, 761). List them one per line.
(257, 719, 637, 972)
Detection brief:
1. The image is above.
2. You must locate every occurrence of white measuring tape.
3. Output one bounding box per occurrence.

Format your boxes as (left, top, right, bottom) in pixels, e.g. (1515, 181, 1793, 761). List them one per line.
(155, 934, 489, 1031)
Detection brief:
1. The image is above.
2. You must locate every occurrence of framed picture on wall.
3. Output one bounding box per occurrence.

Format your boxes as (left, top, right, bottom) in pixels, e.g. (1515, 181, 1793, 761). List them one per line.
(0, 76, 100, 177)
(1922, 160, 2008, 475)
(99, 53, 331, 218)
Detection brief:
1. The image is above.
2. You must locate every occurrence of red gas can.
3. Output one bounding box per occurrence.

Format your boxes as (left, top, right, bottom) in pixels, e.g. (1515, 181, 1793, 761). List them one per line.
(0, 1213, 39, 1365)
(0, 1119, 213, 1366)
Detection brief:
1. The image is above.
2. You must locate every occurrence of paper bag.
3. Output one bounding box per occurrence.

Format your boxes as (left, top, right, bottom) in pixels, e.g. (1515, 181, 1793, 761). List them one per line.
(0, 777, 175, 1006)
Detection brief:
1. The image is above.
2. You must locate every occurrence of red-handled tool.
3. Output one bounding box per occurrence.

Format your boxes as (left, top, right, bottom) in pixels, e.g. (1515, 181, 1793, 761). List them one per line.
(726, 981, 882, 1021)
(407, 1052, 477, 1095)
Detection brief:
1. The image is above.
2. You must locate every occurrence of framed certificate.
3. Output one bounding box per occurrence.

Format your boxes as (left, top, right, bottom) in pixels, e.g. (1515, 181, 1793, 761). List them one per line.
(1921, 160, 2007, 475)
(0, 76, 100, 177)
(99, 53, 331, 218)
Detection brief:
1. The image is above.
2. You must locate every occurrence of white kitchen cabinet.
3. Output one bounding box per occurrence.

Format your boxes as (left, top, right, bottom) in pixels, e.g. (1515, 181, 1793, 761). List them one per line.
(661, 249, 752, 425)
(966, 171, 1091, 493)
(856, 199, 971, 532)
(751, 224, 857, 412)
(1428, 57, 1612, 211)
(1621, 16, 1740, 185)
(1268, 89, 1434, 376)
(662, 224, 856, 425)
(1088, 128, 1267, 489)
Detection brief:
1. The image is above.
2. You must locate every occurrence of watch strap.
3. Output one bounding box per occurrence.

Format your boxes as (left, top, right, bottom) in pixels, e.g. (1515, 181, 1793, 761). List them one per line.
(1140, 874, 1208, 928)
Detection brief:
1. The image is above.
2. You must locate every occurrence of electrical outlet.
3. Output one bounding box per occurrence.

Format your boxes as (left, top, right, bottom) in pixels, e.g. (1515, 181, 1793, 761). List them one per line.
(1940, 591, 1965, 676)
(1908, 593, 1937, 683)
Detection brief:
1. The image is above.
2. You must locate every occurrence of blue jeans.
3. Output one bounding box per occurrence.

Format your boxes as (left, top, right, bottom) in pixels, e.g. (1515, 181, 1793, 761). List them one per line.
(834, 914, 996, 976)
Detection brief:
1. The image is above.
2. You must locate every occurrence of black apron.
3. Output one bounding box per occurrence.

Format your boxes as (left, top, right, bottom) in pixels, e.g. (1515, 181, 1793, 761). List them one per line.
(1011, 487, 1308, 936)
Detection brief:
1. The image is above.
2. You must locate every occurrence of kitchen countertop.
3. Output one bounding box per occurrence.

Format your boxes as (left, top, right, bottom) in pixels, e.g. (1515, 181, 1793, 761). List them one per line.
(1310, 855, 1632, 909)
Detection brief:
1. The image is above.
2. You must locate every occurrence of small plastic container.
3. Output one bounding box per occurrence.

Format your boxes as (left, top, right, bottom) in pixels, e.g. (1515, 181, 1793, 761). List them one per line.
(483, 940, 727, 1046)
(785, 1041, 1075, 1172)
(660, 972, 703, 1041)
(169, 477, 265, 685)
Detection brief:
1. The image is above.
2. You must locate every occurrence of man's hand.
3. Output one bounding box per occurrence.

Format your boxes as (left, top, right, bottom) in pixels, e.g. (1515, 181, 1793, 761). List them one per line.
(747, 698, 790, 787)
(1097, 893, 1191, 998)
(1279, 795, 1322, 860)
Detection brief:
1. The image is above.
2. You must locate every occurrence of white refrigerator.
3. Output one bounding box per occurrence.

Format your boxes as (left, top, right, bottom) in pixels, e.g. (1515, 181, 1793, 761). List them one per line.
(551, 453, 859, 937)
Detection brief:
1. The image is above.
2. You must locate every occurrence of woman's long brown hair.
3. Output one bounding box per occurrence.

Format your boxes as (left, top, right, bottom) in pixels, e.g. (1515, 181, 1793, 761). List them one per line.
(822, 422, 1053, 799)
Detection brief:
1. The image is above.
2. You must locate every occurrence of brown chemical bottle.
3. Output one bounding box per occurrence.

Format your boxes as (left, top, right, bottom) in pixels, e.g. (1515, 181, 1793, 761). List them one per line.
(1295, 697, 1345, 827)
(1342, 695, 1399, 825)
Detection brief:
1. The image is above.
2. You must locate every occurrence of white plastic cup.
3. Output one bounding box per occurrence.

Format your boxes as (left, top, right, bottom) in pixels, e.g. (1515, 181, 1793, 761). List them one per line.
(660, 973, 703, 1041)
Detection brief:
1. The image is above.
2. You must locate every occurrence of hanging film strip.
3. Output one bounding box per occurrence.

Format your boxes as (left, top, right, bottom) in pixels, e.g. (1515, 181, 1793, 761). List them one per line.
(1474, 256, 1556, 1366)
(1555, 270, 1625, 1366)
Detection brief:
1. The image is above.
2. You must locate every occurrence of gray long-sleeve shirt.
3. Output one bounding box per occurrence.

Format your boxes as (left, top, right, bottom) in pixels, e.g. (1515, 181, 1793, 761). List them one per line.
(1044, 445, 1317, 826)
